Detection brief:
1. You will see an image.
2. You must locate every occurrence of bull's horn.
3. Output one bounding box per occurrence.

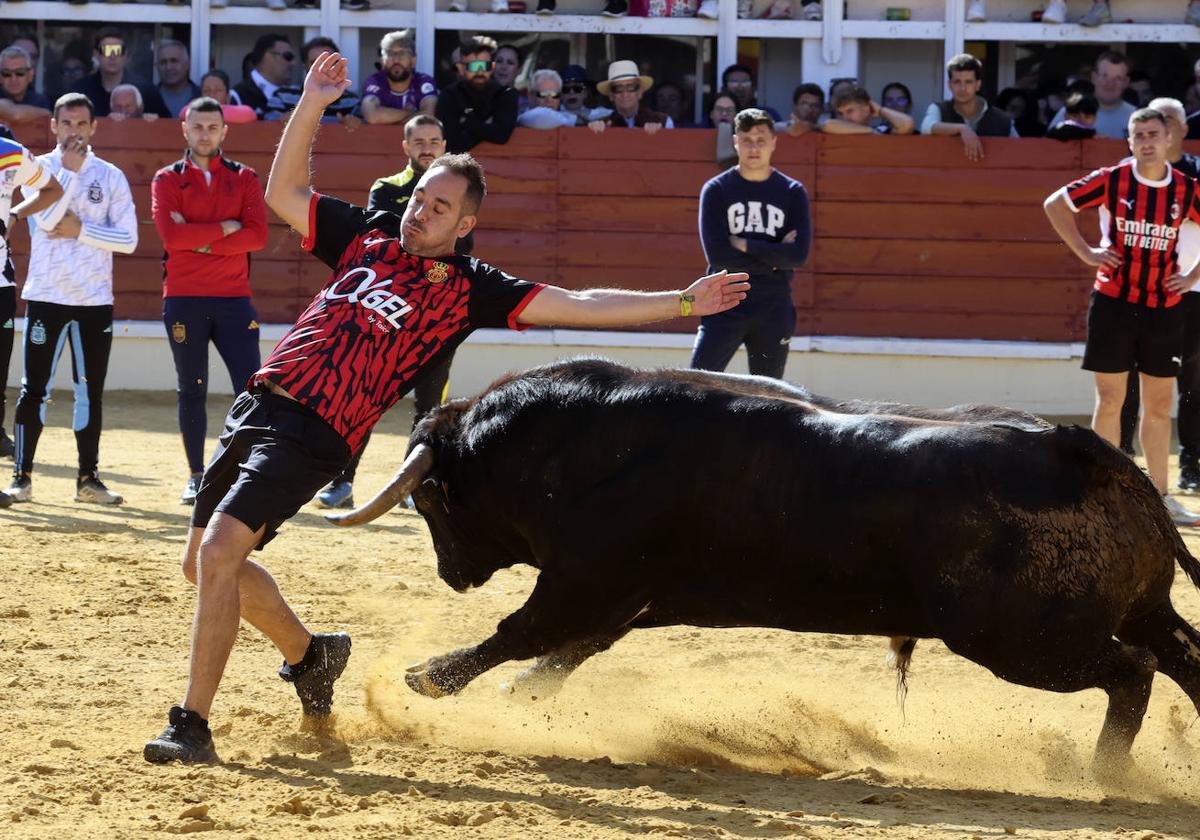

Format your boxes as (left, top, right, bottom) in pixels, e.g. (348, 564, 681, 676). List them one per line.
(325, 443, 434, 526)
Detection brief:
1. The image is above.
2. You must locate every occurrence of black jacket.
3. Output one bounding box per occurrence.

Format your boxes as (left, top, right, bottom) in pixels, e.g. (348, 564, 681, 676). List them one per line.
(435, 80, 518, 153)
(937, 98, 1013, 137)
(69, 72, 171, 118)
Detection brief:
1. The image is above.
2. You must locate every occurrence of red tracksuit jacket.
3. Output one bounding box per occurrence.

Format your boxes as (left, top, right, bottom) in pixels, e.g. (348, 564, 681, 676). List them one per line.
(151, 150, 268, 298)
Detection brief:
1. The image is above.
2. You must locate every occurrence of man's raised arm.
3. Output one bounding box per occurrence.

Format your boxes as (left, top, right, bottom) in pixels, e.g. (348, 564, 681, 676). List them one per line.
(265, 52, 352, 239)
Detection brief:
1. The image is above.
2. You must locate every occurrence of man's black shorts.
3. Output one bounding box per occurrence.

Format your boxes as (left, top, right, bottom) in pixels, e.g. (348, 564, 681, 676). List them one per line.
(191, 386, 350, 548)
(1082, 290, 1187, 379)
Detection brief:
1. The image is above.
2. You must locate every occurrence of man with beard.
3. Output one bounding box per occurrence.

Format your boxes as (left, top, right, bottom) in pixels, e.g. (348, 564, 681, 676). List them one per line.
(141, 51, 748, 763)
(150, 97, 268, 505)
(361, 30, 437, 125)
(435, 35, 517, 153)
(314, 114, 467, 509)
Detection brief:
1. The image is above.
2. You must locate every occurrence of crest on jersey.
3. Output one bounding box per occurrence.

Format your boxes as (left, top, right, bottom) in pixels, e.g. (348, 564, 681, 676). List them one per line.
(1172, 202, 1182, 220)
(87, 181, 103, 203)
(172, 322, 186, 343)
(2, 170, 14, 185)
(425, 261, 450, 284)
(29, 320, 46, 345)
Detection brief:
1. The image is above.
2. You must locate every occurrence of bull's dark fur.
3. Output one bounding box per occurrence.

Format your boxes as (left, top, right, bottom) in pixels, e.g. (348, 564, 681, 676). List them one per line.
(404, 358, 1200, 768)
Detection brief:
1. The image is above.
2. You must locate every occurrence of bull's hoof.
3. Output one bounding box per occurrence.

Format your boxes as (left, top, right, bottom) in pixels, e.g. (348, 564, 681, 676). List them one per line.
(405, 668, 452, 698)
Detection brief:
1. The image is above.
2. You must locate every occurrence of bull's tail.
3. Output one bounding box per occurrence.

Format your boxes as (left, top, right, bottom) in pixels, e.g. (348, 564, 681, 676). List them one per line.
(886, 636, 917, 713)
(1178, 543, 1200, 592)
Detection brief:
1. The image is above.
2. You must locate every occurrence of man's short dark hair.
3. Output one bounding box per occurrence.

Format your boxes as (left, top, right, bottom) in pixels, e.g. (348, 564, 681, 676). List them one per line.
(1064, 92, 1099, 117)
(250, 33, 291, 66)
(733, 108, 774, 134)
(460, 35, 498, 59)
(54, 92, 95, 121)
(302, 36, 339, 60)
(405, 113, 444, 140)
(832, 85, 871, 110)
(792, 83, 824, 105)
(1129, 107, 1167, 129)
(428, 152, 487, 215)
(94, 27, 124, 53)
(185, 96, 224, 122)
(1096, 50, 1129, 71)
(722, 63, 754, 86)
(946, 53, 983, 80)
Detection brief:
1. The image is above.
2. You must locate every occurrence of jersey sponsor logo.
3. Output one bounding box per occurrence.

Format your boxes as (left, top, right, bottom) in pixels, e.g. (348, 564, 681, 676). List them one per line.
(29, 320, 46, 345)
(103, 325, 112, 333)
(1115, 217, 1178, 251)
(362, 236, 391, 248)
(727, 201, 786, 237)
(172, 322, 186, 343)
(323, 266, 413, 328)
(425, 261, 449, 284)
(87, 181, 103, 203)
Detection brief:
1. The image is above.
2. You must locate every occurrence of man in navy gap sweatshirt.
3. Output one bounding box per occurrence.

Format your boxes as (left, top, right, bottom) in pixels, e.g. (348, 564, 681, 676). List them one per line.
(691, 108, 811, 379)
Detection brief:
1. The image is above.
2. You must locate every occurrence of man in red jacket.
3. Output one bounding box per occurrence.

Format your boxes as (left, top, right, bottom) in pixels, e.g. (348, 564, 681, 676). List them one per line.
(151, 97, 268, 504)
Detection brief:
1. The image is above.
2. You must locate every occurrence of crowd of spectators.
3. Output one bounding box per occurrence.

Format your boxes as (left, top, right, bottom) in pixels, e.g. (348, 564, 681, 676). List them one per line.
(2, 24, 1200, 165)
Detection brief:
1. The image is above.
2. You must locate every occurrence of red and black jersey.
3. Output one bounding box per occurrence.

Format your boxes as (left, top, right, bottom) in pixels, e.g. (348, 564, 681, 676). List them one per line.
(1064, 159, 1200, 308)
(254, 194, 544, 452)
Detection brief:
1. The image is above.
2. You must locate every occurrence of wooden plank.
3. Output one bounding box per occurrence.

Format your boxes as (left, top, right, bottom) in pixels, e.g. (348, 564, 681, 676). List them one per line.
(476, 193, 558, 231)
(816, 165, 1070, 205)
(560, 127, 728, 163)
(814, 201, 1063, 242)
(556, 230, 705, 269)
(813, 274, 1092, 315)
(10, 118, 51, 153)
(473, 128, 559, 160)
(1081, 139, 1138, 171)
(470, 230, 557, 267)
(818, 135, 1083, 170)
(812, 238, 1081, 277)
(558, 159, 719, 197)
(553, 265, 813, 299)
(810, 310, 1085, 342)
(558, 195, 699, 234)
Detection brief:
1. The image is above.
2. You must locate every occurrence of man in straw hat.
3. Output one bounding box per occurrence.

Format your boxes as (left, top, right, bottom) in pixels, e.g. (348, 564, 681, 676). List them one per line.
(589, 59, 673, 134)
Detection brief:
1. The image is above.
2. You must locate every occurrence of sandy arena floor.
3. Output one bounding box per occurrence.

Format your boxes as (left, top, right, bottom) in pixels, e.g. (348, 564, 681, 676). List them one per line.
(1, 389, 1199, 839)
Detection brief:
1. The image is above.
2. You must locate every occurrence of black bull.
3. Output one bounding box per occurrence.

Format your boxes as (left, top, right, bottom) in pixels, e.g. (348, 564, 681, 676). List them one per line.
(330, 358, 1200, 768)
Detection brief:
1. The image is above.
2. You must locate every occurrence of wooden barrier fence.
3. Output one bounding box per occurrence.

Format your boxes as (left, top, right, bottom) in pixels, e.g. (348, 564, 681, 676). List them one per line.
(7, 118, 1132, 342)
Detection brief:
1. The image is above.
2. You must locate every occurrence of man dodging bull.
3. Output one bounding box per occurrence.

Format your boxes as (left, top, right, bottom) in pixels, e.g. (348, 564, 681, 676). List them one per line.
(333, 359, 1200, 774)
(141, 52, 750, 764)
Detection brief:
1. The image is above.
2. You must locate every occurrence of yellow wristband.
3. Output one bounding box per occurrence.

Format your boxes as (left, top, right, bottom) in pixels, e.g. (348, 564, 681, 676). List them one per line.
(679, 293, 695, 317)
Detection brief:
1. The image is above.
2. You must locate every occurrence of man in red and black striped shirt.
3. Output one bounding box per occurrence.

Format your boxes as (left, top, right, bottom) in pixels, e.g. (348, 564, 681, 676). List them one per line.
(142, 51, 751, 764)
(1045, 107, 1200, 525)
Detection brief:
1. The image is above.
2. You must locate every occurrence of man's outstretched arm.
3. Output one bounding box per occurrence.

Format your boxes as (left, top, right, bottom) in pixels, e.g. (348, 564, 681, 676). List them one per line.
(517, 270, 750, 328)
(265, 51, 352, 239)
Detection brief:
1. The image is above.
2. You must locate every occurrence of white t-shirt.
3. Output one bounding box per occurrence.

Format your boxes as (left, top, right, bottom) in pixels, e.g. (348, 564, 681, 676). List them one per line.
(22, 146, 138, 307)
(0, 137, 54, 287)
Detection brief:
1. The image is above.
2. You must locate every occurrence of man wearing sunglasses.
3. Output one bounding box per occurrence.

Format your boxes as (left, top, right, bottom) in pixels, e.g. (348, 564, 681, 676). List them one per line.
(0, 46, 50, 120)
(361, 30, 438, 126)
(435, 35, 518, 153)
(518, 69, 580, 129)
(559, 64, 609, 124)
(589, 60, 672, 134)
(68, 29, 171, 119)
(233, 34, 297, 118)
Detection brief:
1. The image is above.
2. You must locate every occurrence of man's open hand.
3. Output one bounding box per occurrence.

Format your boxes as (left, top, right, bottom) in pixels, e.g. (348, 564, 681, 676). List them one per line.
(684, 270, 751, 316)
(304, 52, 353, 108)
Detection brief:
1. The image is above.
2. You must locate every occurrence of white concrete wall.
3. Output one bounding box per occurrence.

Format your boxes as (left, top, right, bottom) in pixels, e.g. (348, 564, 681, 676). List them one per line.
(5, 320, 1097, 415)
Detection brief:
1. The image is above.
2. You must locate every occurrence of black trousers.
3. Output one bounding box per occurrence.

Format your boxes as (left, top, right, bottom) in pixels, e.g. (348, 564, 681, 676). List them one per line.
(334, 348, 455, 484)
(1119, 293, 1200, 463)
(0, 286, 14, 431)
(13, 300, 113, 476)
(690, 297, 796, 380)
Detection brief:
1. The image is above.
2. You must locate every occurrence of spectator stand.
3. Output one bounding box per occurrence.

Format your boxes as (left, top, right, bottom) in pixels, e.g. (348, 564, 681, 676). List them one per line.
(5, 1, 1200, 127)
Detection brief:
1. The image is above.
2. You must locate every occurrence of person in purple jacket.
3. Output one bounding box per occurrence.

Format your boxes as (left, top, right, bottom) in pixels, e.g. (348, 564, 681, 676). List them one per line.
(690, 108, 811, 379)
(361, 30, 438, 126)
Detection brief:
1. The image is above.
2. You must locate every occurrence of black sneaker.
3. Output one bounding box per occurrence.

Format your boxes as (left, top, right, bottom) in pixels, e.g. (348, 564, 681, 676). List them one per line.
(4, 473, 31, 502)
(75, 473, 123, 505)
(279, 632, 352, 716)
(537, 0, 556, 12)
(602, 0, 627, 14)
(0, 428, 12, 459)
(143, 706, 219, 764)
(1180, 461, 1200, 493)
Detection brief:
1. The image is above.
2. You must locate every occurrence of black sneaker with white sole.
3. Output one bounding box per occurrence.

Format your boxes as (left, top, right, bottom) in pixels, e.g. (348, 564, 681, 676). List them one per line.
(279, 632, 352, 716)
(1180, 460, 1200, 493)
(143, 706, 219, 764)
